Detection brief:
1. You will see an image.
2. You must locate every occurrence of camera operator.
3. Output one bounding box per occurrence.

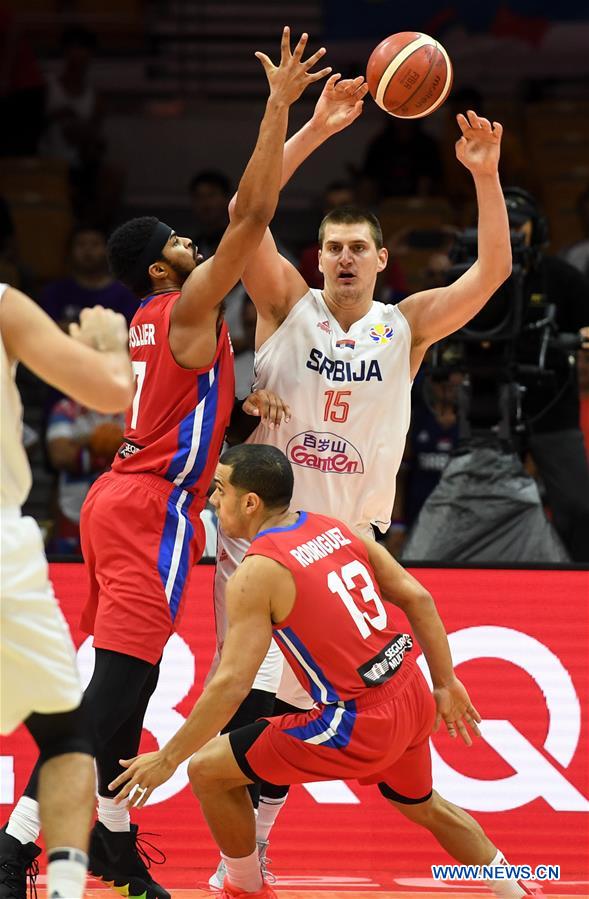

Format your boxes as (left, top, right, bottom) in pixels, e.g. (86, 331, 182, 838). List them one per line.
(505, 187, 589, 561)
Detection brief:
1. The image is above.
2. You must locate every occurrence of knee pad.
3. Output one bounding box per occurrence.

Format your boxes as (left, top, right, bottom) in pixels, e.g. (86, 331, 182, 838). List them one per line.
(26, 705, 94, 764)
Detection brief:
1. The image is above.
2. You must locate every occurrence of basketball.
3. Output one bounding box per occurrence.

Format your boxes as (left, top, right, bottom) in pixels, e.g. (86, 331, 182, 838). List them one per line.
(366, 32, 453, 118)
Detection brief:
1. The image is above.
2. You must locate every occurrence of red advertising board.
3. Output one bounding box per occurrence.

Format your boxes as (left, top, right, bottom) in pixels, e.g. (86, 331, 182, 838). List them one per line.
(1, 565, 588, 893)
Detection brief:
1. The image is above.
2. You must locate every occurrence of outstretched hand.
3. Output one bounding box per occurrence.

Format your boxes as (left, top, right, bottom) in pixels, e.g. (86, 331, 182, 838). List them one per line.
(108, 751, 177, 809)
(455, 110, 503, 177)
(433, 676, 482, 746)
(255, 26, 332, 106)
(312, 73, 368, 135)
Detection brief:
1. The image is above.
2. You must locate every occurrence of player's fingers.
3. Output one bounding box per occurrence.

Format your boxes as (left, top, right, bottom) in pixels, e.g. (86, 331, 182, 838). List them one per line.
(254, 51, 274, 75)
(355, 82, 369, 99)
(265, 395, 278, 429)
(456, 113, 469, 134)
(291, 31, 308, 61)
(303, 46, 327, 71)
(466, 109, 482, 128)
(432, 712, 441, 733)
(456, 719, 472, 746)
(492, 121, 503, 140)
(468, 704, 482, 723)
(324, 72, 341, 91)
(280, 25, 291, 62)
(477, 116, 492, 132)
(307, 66, 332, 83)
(242, 395, 261, 416)
(69, 322, 80, 339)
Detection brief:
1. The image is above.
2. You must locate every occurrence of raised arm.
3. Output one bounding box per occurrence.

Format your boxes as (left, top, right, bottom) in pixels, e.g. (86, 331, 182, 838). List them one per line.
(398, 111, 512, 378)
(360, 535, 481, 744)
(236, 75, 368, 334)
(1, 288, 133, 413)
(171, 28, 330, 332)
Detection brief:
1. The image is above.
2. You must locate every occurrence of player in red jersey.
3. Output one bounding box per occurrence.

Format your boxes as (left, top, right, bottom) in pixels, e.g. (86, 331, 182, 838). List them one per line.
(0, 30, 333, 899)
(111, 444, 545, 899)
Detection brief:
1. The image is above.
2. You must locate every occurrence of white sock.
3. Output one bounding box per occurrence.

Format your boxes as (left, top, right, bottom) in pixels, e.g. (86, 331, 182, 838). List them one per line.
(47, 848, 88, 899)
(256, 796, 287, 843)
(484, 850, 527, 898)
(221, 847, 263, 892)
(6, 797, 40, 844)
(97, 795, 130, 832)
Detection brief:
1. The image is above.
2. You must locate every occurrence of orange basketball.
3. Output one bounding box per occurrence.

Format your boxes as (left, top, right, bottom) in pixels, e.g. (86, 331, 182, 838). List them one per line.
(366, 32, 453, 118)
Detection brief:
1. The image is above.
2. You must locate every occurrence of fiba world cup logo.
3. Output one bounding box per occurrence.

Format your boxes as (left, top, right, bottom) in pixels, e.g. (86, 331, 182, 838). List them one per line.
(369, 323, 394, 344)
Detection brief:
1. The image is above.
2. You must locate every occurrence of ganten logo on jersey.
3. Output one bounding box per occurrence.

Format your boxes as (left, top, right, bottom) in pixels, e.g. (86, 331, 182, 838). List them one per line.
(306, 348, 382, 382)
(287, 431, 364, 475)
(368, 323, 394, 344)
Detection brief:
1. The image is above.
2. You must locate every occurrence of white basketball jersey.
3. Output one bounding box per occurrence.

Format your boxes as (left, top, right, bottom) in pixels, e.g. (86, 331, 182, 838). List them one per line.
(0, 284, 32, 509)
(248, 288, 412, 533)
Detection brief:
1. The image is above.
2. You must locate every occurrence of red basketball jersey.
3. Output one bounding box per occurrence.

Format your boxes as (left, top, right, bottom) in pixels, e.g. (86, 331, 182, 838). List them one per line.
(245, 511, 416, 704)
(112, 290, 235, 504)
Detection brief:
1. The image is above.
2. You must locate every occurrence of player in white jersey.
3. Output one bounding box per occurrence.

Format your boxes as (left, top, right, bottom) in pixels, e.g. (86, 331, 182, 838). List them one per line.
(0, 284, 133, 899)
(209, 79, 512, 887)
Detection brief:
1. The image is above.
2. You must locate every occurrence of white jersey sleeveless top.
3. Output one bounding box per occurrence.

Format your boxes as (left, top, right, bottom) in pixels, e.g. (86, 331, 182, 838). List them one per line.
(248, 288, 412, 533)
(0, 284, 32, 509)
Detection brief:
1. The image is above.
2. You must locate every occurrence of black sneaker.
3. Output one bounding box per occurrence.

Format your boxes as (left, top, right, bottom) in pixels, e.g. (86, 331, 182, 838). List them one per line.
(0, 826, 41, 899)
(88, 822, 170, 899)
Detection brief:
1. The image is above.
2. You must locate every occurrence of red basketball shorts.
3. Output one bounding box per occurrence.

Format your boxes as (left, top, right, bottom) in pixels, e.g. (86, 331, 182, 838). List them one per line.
(233, 661, 436, 802)
(80, 470, 205, 664)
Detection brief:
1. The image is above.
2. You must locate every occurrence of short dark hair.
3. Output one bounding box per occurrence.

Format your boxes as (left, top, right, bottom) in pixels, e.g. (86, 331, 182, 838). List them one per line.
(188, 170, 231, 196)
(107, 216, 160, 297)
(219, 444, 293, 510)
(318, 205, 383, 250)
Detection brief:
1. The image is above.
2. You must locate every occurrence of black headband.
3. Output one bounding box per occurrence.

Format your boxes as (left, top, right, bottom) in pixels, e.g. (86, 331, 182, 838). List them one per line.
(129, 220, 173, 282)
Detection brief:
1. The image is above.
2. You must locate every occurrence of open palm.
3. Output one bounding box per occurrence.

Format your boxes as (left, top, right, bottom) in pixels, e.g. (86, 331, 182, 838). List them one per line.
(455, 110, 503, 177)
(313, 74, 368, 135)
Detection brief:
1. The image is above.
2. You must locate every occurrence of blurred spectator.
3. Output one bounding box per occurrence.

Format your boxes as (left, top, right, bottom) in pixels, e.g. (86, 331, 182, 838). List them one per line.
(40, 26, 124, 228)
(188, 169, 294, 351)
(46, 398, 124, 554)
(299, 181, 356, 286)
(561, 186, 589, 279)
(234, 298, 257, 400)
(188, 169, 250, 350)
(0, 196, 35, 293)
(357, 118, 443, 203)
(40, 225, 136, 328)
(441, 87, 529, 224)
(385, 371, 460, 558)
(506, 187, 589, 561)
(299, 183, 408, 302)
(0, 9, 45, 156)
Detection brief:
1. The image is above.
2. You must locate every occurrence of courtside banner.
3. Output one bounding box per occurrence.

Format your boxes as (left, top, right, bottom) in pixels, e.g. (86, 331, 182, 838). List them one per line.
(1, 565, 588, 893)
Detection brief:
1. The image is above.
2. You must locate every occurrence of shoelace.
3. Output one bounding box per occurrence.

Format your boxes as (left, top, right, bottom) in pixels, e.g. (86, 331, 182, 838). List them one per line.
(26, 857, 39, 899)
(133, 832, 167, 872)
(260, 852, 276, 885)
(0, 855, 39, 899)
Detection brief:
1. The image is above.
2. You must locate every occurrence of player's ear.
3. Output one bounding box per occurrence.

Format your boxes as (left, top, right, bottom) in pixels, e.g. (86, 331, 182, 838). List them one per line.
(317, 248, 323, 274)
(244, 491, 261, 515)
(376, 246, 388, 273)
(148, 261, 167, 282)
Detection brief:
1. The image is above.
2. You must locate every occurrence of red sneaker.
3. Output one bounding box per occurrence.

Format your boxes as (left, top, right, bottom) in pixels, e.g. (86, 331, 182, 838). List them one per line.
(220, 877, 278, 898)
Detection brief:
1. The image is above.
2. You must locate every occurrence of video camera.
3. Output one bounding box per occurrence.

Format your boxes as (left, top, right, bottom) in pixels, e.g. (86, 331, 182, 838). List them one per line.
(429, 228, 582, 439)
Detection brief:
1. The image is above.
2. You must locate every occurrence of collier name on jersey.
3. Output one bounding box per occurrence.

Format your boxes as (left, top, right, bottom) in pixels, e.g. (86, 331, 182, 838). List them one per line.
(129, 323, 156, 347)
